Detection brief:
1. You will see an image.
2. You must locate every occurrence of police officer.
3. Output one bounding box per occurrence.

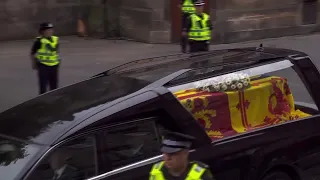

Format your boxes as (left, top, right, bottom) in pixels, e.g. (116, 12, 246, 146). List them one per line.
(30, 22, 60, 95)
(149, 131, 215, 180)
(179, 0, 196, 53)
(182, 0, 212, 53)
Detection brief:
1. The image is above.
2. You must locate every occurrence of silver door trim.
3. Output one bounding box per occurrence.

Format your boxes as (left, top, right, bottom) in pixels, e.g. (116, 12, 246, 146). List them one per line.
(86, 149, 196, 180)
(86, 155, 163, 180)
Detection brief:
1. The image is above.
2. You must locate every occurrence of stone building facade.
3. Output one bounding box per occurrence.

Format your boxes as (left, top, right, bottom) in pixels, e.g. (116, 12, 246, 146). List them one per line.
(0, 0, 319, 44)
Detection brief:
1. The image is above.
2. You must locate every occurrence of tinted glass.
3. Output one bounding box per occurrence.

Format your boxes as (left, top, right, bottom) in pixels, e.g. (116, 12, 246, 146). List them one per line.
(169, 60, 318, 141)
(113, 50, 276, 82)
(97, 119, 161, 172)
(26, 136, 97, 180)
(0, 136, 42, 180)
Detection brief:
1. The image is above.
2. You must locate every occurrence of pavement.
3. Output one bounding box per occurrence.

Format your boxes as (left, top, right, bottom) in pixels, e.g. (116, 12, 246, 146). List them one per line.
(1, 34, 320, 112)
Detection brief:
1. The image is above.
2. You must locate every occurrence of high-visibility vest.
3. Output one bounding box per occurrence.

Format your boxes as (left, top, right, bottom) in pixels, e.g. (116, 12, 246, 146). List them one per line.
(149, 161, 207, 180)
(182, 0, 196, 14)
(36, 36, 59, 66)
(188, 13, 211, 41)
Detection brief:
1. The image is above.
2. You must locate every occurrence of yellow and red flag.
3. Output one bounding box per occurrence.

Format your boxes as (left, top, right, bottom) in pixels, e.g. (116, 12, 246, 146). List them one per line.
(174, 76, 311, 140)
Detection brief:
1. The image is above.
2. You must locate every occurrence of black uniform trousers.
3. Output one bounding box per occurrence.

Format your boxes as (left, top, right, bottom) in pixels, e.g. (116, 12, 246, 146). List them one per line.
(189, 40, 210, 68)
(37, 62, 59, 95)
(189, 40, 209, 52)
(181, 12, 191, 52)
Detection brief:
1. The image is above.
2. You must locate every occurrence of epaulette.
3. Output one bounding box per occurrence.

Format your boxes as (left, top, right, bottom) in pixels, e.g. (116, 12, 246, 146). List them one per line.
(190, 161, 209, 168)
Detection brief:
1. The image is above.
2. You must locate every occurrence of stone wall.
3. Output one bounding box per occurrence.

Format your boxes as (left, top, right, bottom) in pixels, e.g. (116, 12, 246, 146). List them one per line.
(1, 0, 320, 43)
(212, 0, 320, 44)
(116, 0, 171, 43)
(0, 0, 93, 41)
(0, 0, 171, 42)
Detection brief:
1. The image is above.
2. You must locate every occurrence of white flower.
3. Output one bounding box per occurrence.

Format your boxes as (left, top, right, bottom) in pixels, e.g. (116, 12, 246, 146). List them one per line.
(221, 84, 228, 91)
(229, 73, 237, 78)
(237, 83, 243, 89)
(225, 80, 232, 85)
(203, 82, 210, 88)
(213, 84, 220, 91)
(208, 85, 216, 92)
(243, 74, 250, 78)
(231, 84, 237, 89)
(194, 82, 202, 89)
(243, 81, 249, 87)
(210, 79, 218, 85)
(203, 86, 210, 91)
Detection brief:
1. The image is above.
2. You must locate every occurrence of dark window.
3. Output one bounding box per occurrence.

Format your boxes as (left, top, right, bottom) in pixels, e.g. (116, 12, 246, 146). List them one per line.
(26, 118, 162, 180)
(96, 118, 162, 172)
(26, 136, 97, 180)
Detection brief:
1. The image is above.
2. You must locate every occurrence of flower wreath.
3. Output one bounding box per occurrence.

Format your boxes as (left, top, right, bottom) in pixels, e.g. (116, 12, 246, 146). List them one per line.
(194, 72, 251, 92)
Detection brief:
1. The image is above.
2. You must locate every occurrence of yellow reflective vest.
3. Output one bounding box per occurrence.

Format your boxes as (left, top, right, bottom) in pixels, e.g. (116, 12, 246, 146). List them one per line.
(188, 13, 211, 41)
(149, 161, 207, 180)
(36, 36, 59, 66)
(182, 0, 196, 14)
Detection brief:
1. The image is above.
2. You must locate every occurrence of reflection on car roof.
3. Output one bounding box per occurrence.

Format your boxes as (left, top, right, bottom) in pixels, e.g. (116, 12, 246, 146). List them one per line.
(0, 75, 149, 145)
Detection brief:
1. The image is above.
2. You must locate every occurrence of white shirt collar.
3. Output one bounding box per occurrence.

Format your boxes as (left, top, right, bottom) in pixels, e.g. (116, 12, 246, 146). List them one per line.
(55, 164, 67, 179)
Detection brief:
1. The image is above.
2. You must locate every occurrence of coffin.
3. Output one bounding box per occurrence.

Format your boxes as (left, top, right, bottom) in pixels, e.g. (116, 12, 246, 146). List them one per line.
(173, 76, 311, 140)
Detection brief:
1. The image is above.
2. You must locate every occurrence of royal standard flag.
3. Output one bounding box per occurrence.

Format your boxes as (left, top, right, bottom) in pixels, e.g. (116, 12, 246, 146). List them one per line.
(174, 89, 238, 140)
(174, 76, 311, 140)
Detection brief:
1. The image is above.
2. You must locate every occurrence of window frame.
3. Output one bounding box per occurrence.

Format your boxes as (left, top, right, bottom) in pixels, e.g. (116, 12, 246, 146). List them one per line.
(165, 58, 286, 87)
(167, 60, 294, 92)
(165, 59, 320, 142)
(23, 130, 99, 180)
(86, 148, 199, 180)
(86, 154, 163, 180)
(93, 117, 163, 173)
(23, 117, 163, 180)
(167, 59, 319, 114)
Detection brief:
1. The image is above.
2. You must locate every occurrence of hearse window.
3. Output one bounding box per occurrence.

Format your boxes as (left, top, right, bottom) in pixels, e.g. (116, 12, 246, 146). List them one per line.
(96, 118, 161, 172)
(168, 60, 318, 142)
(26, 136, 97, 180)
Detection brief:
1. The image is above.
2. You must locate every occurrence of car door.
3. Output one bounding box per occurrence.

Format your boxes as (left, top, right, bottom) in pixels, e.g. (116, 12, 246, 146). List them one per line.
(23, 117, 163, 180)
(94, 117, 164, 178)
(24, 134, 99, 180)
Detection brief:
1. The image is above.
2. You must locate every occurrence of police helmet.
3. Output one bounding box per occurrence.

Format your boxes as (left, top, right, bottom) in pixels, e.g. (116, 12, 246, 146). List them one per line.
(194, 0, 205, 6)
(39, 22, 54, 31)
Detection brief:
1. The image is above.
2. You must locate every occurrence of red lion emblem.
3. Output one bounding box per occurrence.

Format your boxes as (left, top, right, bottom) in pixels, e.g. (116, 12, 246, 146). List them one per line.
(268, 79, 290, 115)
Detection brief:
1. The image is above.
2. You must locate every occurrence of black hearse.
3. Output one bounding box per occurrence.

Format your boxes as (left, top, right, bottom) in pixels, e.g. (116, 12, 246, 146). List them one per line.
(1, 47, 320, 180)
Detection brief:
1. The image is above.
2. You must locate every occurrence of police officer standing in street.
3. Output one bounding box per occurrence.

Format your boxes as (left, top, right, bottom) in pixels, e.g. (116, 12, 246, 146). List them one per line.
(182, 0, 212, 53)
(149, 131, 215, 180)
(30, 22, 60, 95)
(179, 0, 196, 53)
